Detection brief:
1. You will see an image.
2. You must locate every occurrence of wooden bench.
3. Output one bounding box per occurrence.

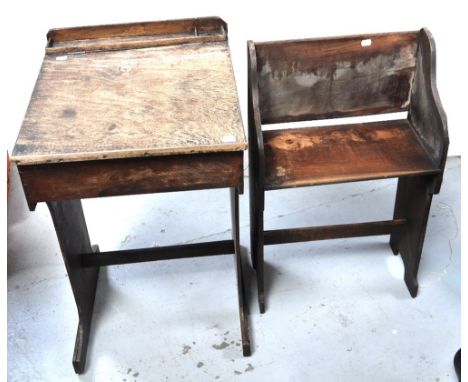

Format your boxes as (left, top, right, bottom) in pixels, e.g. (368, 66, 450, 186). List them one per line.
(248, 29, 448, 313)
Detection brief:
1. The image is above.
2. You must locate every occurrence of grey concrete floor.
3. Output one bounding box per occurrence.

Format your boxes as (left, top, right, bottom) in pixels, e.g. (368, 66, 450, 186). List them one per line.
(7, 157, 460, 381)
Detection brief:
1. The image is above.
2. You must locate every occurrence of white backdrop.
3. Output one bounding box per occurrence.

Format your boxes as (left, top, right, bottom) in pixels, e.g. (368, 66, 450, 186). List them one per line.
(0, 0, 466, 155)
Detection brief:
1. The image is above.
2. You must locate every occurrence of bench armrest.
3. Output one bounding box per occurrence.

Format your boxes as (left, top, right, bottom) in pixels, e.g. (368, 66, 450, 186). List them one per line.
(409, 28, 449, 193)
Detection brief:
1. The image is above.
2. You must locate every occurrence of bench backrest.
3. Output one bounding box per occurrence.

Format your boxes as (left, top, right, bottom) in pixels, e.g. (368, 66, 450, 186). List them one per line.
(254, 31, 419, 124)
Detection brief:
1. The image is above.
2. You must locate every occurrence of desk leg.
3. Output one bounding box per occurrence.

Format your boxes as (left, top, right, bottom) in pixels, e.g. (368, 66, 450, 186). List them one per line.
(47, 200, 100, 374)
(230, 188, 251, 356)
(389, 176, 433, 297)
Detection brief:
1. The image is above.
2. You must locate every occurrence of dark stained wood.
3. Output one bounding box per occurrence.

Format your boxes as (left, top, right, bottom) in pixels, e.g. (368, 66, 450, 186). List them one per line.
(13, 17, 250, 372)
(46, 17, 227, 54)
(409, 28, 449, 194)
(264, 219, 406, 246)
(390, 176, 434, 297)
(247, 42, 265, 209)
(263, 120, 439, 190)
(82, 240, 233, 267)
(248, 29, 448, 311)
(388, 28, 449, 297)
(18, 152, 243, 208)
(254, 31, 418, 124)
(454, 349, 461, 382)
(247, 41, 266, 313)
(47, 33, 226, 55)
(230, 187, 251, 356)
(46, 200, 99, 374)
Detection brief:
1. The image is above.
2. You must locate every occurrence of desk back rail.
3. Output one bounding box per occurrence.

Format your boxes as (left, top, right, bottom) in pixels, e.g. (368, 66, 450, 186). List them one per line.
(46, 17, 227, 54)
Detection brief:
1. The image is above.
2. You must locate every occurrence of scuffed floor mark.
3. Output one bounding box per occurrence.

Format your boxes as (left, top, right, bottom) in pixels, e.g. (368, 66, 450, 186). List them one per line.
(338, 313, 352, 328)
(182, 229, 231, 245)
(7, 274, 68, 293)
(212, 341, 229, 350)
(358, 282, 389, 320)
(121, 235, 132, 244)
(182, 345, 191, 355)
(421, 201, 459, 286)
(437, 201, 459, 269)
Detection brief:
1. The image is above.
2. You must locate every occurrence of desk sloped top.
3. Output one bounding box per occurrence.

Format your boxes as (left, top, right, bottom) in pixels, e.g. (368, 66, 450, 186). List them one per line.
(12, 18, 246, 165)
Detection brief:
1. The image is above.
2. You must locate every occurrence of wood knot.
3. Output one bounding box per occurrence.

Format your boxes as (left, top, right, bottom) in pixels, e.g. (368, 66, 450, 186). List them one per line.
(60, 108, 76, 118)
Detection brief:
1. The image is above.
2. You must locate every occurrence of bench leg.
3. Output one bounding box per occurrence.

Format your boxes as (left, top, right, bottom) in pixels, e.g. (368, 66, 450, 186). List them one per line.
(249, 186, 265, 314)
(249, 184, 258, 271)
(47, 200, 100, 374)
(230, 188, 251, 356)
(389, 176, 433, 297)
(256, 207, 265, 314)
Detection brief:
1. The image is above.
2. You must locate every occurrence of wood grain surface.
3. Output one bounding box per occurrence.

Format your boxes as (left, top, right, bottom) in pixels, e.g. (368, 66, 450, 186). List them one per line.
(254, 32, 418, 124)
(47, 17, 226, 44)
(12, 40, 245, 165)
(46, 33, 226, 55)
(18, 152, 243, 205)
(45, 17, 227, 54)
(263, 119, 439, 189)
(248, 28, 448, 309)
(409, 28, 449, 193)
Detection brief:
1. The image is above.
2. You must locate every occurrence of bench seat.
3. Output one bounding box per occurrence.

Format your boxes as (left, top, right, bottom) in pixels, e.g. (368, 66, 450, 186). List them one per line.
(263, 119, 439, 190)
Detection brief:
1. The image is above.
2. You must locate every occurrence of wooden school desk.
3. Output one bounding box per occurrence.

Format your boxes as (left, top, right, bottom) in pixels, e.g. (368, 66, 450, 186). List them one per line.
(11, 17, 250, 373)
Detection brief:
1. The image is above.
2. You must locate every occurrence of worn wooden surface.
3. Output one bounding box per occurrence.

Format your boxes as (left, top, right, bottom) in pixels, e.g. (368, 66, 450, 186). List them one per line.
(12, 40, 245, 165)
(46, 17, 226, 54)
(248, 28, 448, 310)
(46, 200, 99, 374)
(264, 219, 406, 246)
(409, 28, 449, 193)
(263, 120, 439, 190)
(254, 32, 418, 124)
(247, 40, 265, 313)
(230, 187, 251, 356)
(18, 152, 243, 206)
(13, 18, 251, 372)
(82, 241, 233, 267)
(47, 33, 226, 55)
(390, 176, 434, 297)
(47, 17, 225, 44)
